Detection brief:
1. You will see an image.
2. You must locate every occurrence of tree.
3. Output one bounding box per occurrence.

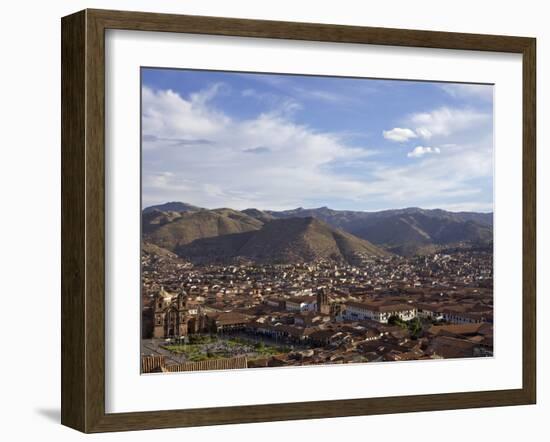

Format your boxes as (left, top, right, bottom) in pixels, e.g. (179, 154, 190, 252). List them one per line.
(388, 315, 400, 325)
(407, 317, 423, 338)
(388, 315, 407, 328)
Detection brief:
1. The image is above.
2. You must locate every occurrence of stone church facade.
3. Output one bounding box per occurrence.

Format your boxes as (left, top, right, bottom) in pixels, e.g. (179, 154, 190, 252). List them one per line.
(153, 287, 206, 338)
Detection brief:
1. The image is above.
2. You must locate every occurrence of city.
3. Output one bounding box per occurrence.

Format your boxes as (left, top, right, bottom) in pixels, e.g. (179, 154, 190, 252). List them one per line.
(141, 240, 493, 372)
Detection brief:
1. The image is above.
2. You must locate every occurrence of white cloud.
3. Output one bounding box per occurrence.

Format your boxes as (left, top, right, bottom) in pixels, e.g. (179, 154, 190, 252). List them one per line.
(142, 85, 374, 210)
(189, 82, 227, 105)
(292, 86, 357, 104)
(239, 88, 302, 116)
(382, 127, 417, 142)
(373, 104, 492, 209)
(242, 74, 370, 105)
(407, 146, 441, 158)
(415, 127, 433, 139)
(408, 106, 490, 139)
(142, 85, 493, 212)
(142, 86, 230, 139)
(361, 134, 493, 210)
(440, 83, 494, 101)
(383, 106, 491, 143)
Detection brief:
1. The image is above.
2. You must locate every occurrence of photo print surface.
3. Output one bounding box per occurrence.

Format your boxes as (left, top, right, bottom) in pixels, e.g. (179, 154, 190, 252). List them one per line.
(140, 67, 494, 374)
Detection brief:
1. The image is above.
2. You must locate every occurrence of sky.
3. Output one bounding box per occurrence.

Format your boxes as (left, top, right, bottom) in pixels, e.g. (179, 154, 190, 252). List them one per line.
(141, 68, 493, 213)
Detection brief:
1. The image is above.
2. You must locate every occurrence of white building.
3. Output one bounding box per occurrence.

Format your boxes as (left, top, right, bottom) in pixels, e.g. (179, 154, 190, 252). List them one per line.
(417, 304, 443, 321)
(441, 310, 484, 324)
(285, 295, 317, 312)
(341, 301, 417, 323)
(418, 304, 485, 324)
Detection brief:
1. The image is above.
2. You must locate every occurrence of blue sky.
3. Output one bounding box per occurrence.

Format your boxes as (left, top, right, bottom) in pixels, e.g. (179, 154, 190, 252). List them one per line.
(141, 68, 493, 212)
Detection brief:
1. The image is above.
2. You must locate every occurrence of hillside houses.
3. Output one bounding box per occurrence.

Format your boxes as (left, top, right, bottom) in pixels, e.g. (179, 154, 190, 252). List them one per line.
(142, 246, 493, 369)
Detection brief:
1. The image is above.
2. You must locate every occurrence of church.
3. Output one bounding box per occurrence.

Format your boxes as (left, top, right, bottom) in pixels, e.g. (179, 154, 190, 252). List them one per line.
(153, 287, 206, 338)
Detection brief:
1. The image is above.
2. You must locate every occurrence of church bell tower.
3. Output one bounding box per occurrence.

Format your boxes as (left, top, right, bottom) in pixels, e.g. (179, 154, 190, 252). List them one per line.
(316, 287, 330, 314)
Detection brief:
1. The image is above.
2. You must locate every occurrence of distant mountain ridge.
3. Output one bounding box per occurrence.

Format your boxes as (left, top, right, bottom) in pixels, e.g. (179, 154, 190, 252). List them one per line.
(142, 201, 202, 214)
(176, 217, 389, 265)
(261, 206, 493, 255)
(143, 208, 263, 251)
(142, 202, 493, 258)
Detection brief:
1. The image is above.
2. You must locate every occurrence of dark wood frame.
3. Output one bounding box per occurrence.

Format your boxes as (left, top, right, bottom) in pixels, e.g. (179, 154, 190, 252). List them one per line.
(61, 8, 536, 433)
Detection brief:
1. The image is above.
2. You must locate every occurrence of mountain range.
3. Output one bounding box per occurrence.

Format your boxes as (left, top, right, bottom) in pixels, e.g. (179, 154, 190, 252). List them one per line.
(262, 206, 492, 256)
(142, 202, 493, 263)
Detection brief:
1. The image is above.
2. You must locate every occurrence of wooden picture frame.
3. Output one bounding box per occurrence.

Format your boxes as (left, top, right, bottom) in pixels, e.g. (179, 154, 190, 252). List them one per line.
(61, 8, 536, 433)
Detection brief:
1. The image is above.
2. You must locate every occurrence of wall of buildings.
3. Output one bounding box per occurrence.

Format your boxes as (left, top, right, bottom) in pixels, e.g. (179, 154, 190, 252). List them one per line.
(341, 304, 417, 323)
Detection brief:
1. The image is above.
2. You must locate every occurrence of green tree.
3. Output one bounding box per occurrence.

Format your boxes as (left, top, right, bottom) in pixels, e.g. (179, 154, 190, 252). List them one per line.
(407, 317, 423, 338)
(388, 315, 406, 328)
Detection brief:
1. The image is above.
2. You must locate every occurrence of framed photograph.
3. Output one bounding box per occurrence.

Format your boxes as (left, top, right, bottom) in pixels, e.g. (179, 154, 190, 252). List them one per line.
(61, 9, 536, 433)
